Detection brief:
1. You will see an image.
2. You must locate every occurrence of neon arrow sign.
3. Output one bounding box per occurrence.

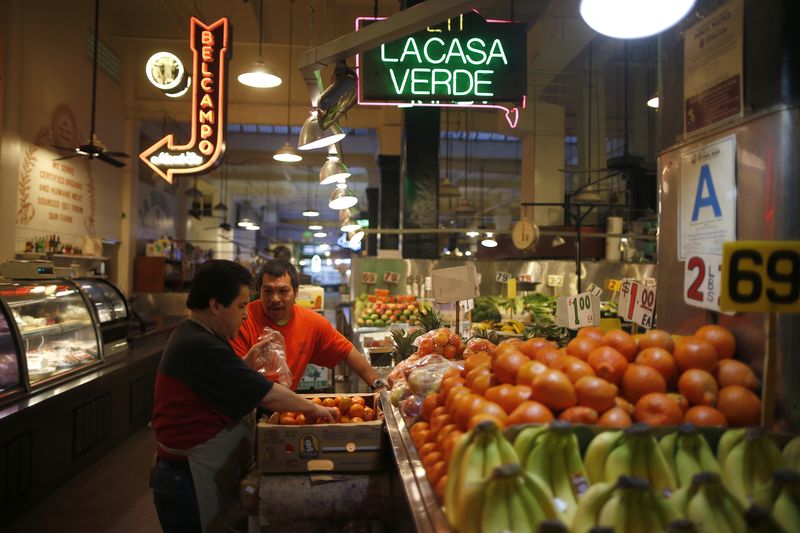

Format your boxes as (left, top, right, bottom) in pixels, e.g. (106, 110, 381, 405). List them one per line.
(140, 18, 230, 183)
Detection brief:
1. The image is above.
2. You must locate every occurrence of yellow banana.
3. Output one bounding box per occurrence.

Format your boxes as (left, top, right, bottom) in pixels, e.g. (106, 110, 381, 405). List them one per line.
(782, 435, 800, 471)
(506, 481, 534, 533)
(759, 433, 787, 474)
(713, 482, 747, 533)
(674, 432, 703, 488)
(453, 431, 489, 531)
(524, 432, 552, 486)
(521, 469, 559, 519)
(445, 428, 476, 527)
(604, 438, 633, 483)
(721, 433, 753, 506)
(514, 473, 546, 529)
(694, 432, 721, 475)
(686, 479, 718, 532)
(549, 433, 577, 522)
(513, 424, 548, 462)
(630, 435, 650, 481)
(643, 487, 681, 529)
(571, 481, 616, 533)
(563, 431, 590, 498)
(479, 474, 510, 533)
(494, 429, 520, 465)
(596, 491, 622, 529)
(647, 435, 678, 495)
(771, 470, 800, 533)
(668, 483, 691, 516)
(659, 431, 679, 479)
(585, 430, 624, 484)
(717, 428, 748, 466)
(481, 431, 502, 478)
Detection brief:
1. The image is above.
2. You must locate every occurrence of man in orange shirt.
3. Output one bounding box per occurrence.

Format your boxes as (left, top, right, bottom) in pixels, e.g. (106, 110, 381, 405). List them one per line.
(230, 260, 384, 391)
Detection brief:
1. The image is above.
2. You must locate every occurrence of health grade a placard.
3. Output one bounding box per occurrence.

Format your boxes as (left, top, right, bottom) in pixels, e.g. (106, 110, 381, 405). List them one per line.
(359, 11, 526, 103)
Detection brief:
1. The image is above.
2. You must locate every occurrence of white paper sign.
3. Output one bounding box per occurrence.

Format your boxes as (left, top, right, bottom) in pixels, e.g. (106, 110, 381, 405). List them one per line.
(586, 283, 603, 298)
(683, 253, 722, 311)
(558, 293, 601, 330)
(383, 271, 400, 284)
(518, 274, 534, 283)
(678, 136, 737, 260)
(547, 275, 564, 288)
(496, 271, 511, 283)
(361, 272, 377, 284)
(459, 299, 475, 314)
(619, 279, 656, 329)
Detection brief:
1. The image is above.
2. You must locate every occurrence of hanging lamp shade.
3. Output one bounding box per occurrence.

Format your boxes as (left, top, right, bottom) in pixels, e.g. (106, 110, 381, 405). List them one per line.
(329, 183, 358, 210)
(308, 223, 323, 230)
(439, 177, 461, 198)
(298, 111, 346, 151)
(319, 156, 351, 184)
(572, 190, 603, 203)
(273, 141, 303, 162)
(454, 197, 473, 214)
(579, 0, 696, 39)
(339, 208, 361, 232)
(349, 229, 365, 245)
(302, 208, 320, 217)
(481, 232, 498, 248)
(238, 60, 282, 88)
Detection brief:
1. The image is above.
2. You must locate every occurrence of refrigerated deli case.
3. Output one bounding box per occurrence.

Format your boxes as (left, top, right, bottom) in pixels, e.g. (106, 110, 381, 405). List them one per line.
(76, 278, 130, 357)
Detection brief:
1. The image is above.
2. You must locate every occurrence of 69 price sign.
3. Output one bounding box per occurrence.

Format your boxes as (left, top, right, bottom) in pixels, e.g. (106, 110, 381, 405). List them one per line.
(720, 241, 800, 313)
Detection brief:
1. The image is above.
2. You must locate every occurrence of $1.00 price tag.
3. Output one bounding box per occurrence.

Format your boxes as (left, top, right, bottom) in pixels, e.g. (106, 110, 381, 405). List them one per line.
(496, 271, 511, 283)
(383, 271, 400, 284)
(684, 254, 722, 311)
(720, 241, 800, 313)
(547, 275, 564, 288)
(556, 292, 600, 330)
(586, 283, 603, 298)
(619, 279, 656, 329)
(361, 272, 377, 284)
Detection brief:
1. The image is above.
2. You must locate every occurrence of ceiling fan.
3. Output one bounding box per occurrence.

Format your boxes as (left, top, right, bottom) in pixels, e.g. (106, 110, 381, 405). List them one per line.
(52, 0, 129, 168)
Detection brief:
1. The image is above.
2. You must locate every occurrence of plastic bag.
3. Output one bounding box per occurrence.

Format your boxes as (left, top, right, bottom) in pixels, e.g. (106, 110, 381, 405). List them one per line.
(399, 394, 422, 425)
(463, 337, 497, 359)
(413, 327, 464, 359)
(407, 360, 459, 397)
(248, 326, 293, 387)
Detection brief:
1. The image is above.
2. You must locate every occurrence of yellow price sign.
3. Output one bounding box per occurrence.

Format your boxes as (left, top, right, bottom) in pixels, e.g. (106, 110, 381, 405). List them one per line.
(606, 279, 621, 292)
(720, 241, 800, 313)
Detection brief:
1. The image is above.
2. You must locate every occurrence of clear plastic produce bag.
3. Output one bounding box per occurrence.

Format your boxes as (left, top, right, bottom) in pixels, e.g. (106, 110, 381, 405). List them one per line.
(248, 326, 293, 387)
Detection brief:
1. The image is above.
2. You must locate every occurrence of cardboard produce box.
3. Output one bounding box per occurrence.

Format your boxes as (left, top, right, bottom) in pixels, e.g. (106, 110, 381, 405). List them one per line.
(257, 393, 385, 473)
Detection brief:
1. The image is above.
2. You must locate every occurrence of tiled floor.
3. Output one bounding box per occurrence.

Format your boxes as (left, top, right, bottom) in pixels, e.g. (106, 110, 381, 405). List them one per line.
(6, 425, 160, 532)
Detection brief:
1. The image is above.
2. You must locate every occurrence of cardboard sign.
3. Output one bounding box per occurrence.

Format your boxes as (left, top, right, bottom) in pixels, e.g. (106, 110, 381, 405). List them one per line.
(431, 263, 480, 304)
(720, 240, 800, 313)
(557, 293, 601, 330)
(496, 271, 511, 283)
(383, 271, 400, 284)
(361, 272, 377, 284)
(547, 275, 564, 288)
(619, 279, 656, 329)
(586, 283, 603, 298)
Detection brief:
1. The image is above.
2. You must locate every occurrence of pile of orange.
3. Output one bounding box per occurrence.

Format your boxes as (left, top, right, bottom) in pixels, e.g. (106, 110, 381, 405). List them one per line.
(268, 395, 376, 424)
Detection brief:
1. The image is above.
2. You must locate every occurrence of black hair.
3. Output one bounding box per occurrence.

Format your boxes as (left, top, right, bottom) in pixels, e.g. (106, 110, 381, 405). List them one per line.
(256, 259, 299, 292)
(186, 260, 254, 310)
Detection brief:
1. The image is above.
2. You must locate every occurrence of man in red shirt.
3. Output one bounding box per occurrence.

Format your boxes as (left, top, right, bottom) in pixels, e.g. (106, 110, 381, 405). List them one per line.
(230, 260, 382, 391)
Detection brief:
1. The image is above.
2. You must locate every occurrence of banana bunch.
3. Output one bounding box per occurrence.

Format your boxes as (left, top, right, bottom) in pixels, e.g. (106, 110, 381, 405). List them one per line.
(498, 319, 526, 334)
(782, 434, 800, 472)
(718, 427, 786, 506)
(465, 463, 561, 533)
(583, 424, 676, 494)
(659, 424, 721, 487)
(750, 469, 800, 532)
(670, 472, 746, 533)
(572, 476, 680, 533)
(444, 420, 519, 532)
(514, 422, 588, 524)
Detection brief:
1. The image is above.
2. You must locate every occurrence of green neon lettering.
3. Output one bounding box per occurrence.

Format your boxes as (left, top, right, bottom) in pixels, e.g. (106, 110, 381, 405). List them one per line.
(431, 68, 452, 95)
(423, 37, 446, 64)
(389, 68, 411, 94)
(474, 70, 494, 96)
(410, 68, 431, 94)
(445, 39, 466, 64)
(452, 69, 473, 95)
(380, 44, 398, 63)
(487, 39, 508, 65)
(400, 38, 422, 63)
(465, 38, 487, 65)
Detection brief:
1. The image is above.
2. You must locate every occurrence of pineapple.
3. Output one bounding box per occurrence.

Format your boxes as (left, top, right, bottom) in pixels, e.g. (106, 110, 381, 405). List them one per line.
(470, 327, 500, 346)
(418, 306, 442, 333)
(391, 328, 423, 361)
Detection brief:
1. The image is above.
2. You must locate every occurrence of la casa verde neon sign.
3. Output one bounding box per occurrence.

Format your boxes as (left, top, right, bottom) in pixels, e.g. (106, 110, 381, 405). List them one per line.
(358, 12, 526, 105)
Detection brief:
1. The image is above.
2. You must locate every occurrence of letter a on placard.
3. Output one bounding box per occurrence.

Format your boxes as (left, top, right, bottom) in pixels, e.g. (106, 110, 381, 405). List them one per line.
(691, 164, 722, 221)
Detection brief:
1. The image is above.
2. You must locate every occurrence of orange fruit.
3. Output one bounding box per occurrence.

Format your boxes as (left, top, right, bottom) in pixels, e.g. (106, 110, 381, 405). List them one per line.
(577, 326, 605, 342)
(598, 407, 633, 428)
(363, 406, 376, 421)
(494, 350, 528, 384)
(519, 337, 554, 359)
(602, 330, 639, 361)
(695, 325, 736, 359)
(684, 405, 728, 427)
(444, 386, 471, 412)
(566, 337, 601, 361)
(340, 415, 352, 424)
(515, 360, 548, 387)
(635, 347, 678, 385)
(622, 363, 667, 404)
(553, 356, 596, 383)
(716, 359, 760, 392)
(322, 397, 336, 408)
(575, 376, 618, 413)
(717, 385, 761, 427)
(442, 430, 465, 462)
(469, 373, 496, 396)
(473, 400, 508, 424)
(634, 392, 685, 426)
(493, 341, 525, 362)
(435, 424, 460, 447)
(587, 346, 629, 385)
(678, 369, 719, 407)
(535, 346, 567, 367)
(673, 336, 719, 373)
(420, 393, 439, 422)
(279, 413, 296, 425)
(467, 412, 506, 430)
(422, 450, 443, 470)
(429, 412, 453, 434)
(464, 365, 492, 389)
(531, 369, 577, 412)
(666, 393, 690, 414)
(506, 400, 554, 426)
(418, 441, 437, 458)
(434, 474, 448, 502)
(484, 384, 533, 414)
(426, 460, 448, 487)
(463, 353, 493, 375)
(558, 406, 599, 424)
(453, 394, 487, 430)
(638, 329, 676, 353)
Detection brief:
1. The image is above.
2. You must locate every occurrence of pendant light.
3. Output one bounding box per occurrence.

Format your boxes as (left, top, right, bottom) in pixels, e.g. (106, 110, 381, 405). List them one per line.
(319, 144, 351, 184)
(238, 0, 282, 88)
(298, 111, 346, 151)
(439, 108, 461, 198)
(339, 207, 361, 232)
(273, 0, 302, 163)
(308, 223, 323, 231)
(213, 163, 229, 212)
(478, 165, 497, 248)
(329, 181, 357, 210)
(454, 110, 473, 214)
(301, 166, 319, 217)
(579, 0, 696, 39)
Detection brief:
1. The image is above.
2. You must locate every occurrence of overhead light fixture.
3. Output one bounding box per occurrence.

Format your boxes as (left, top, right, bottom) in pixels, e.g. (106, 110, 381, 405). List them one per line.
(238, 0, 282, 88)
(329, 182, 358, 210)
(237, 218, 254, 228)
(579, 0, 696, 39)
(319, 153, 351, 184)
(272, 1, 302, 163)
(481, 232, 498, 248)
(185, 177, 202, 197)
(165, 76, 191, 98)
(573, 190, 603, 203)
(246, 224, 261, 231)
(552, 235, 566, 247)
(464, 250, 472, 256)
(439, 177, 461, 198)
(317, 61, 358, 130)
(313, 231, 327, 238)
(349, 229, 365, 245)
(466, 230, 480, 238)
(302, 208, 320, 217)
(273, 141, 303, 162)
(647, 95, 660, 109)
(308, 224, 323, 231)
(339, 209, 361, 232)
(298, 111, 346, 151)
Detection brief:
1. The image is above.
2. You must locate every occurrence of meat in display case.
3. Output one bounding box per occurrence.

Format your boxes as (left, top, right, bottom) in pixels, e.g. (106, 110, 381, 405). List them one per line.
(77, 278, 130, 357)
(0, 280, 101, 386)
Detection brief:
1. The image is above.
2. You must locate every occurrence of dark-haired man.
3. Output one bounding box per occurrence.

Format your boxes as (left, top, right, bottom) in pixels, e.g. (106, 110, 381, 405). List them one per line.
(230, 259, 384, 392)
(151, 260, 337, 533)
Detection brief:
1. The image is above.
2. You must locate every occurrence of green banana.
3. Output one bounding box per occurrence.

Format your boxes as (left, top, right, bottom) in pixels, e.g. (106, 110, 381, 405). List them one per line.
(479, 472, 511, 533)
(549, 433, 577, 522)
(694, 433, 721, 475)
(514, 424, 548, 462)
(782, 435, 800, 472)
(659, 431, 680, 480)
(585, 430, 624, 484)
(520, 469, 559, 519)
(495, 428, 520, 465)
(686, 477, 718, 531)
(445, 426, 477, 527)
(563, 431, 590, 497)
(771, 470, 800, 533)
(514, 472, 547, 527)
(675, 432, 704, 487)
(452, 429, 489, 531)
(604, 437, 633, 483)
(645, 487, 681, 529)
(630, 435, 650, 481)
(571, 481, 616, 533)
(596, 491, 621, 528)
(717, 427, 748, 466)
(482, 431, 502, 477)
(759, 433, 787, 473)
(669, 483, 692, 516)
(742, 505, 786, 533)
(646, 434, 678, 495)
(722, 431, 754, 506)
(506, 480, 533, 533)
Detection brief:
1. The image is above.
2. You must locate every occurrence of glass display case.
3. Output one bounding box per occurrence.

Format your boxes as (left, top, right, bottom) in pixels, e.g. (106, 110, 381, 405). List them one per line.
(77, 278, 130, 357)
(0, 302, 23, 397)
(0, 280, 101, 386)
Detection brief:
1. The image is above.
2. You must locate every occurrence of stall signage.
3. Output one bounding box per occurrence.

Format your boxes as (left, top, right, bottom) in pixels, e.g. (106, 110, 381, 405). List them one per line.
(547, 275, 564, 288)
(684, 253, 723, 311)
(361, 272, 378, 284)
(140, 18, 230, 184)
(556, 293, 600, 330)
(406, 275, 422, 286)
(496, 271, 511, 283)
(459, 298, 475, 314)
(586, 283, 603, 298)
(359, 11, 525, 104)
(619, 279, 656, 329)
(518, 274, 534, 283)
(720, 241, 800, 313)
(383, 271, 400, 284)
(606, 279, 622, 292)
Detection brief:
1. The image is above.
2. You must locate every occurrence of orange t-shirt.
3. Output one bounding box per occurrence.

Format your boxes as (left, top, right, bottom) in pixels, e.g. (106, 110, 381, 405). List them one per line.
(230, 300, 353, 390)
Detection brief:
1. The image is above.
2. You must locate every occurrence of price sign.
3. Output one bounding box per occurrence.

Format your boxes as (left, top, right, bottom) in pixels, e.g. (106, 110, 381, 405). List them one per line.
(518, 274, 534, 283)
(586, 283, 603, 298)
(361, 272, 377, 284)
(557, 292, 600, 330)
(644, 277, 657, 288)
(425, 276, 432, 291)
(720, 241, 800, 313)
(406, 275, 422, 286)
(607, 279, 622, 292)
(496, 271, 511, 283)
(547, 275, 564, 288)
(459, 299, 475, 314)
(383, 271, 400, 284)
(684, 254, 723, 311)
(619, 279, 656, 329)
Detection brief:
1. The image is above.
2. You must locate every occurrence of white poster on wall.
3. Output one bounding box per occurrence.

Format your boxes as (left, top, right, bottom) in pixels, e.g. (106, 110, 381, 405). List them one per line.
(678, 135, 737, 261)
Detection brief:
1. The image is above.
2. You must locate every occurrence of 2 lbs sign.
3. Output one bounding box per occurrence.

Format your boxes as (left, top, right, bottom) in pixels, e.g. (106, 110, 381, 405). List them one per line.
(684, 254, 722, 311)
(720, 241, 800, 313)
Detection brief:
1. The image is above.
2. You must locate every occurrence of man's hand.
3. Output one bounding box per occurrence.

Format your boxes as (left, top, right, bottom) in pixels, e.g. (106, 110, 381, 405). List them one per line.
(243, 340, 267, 369)
(303, 403, 339, 423)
